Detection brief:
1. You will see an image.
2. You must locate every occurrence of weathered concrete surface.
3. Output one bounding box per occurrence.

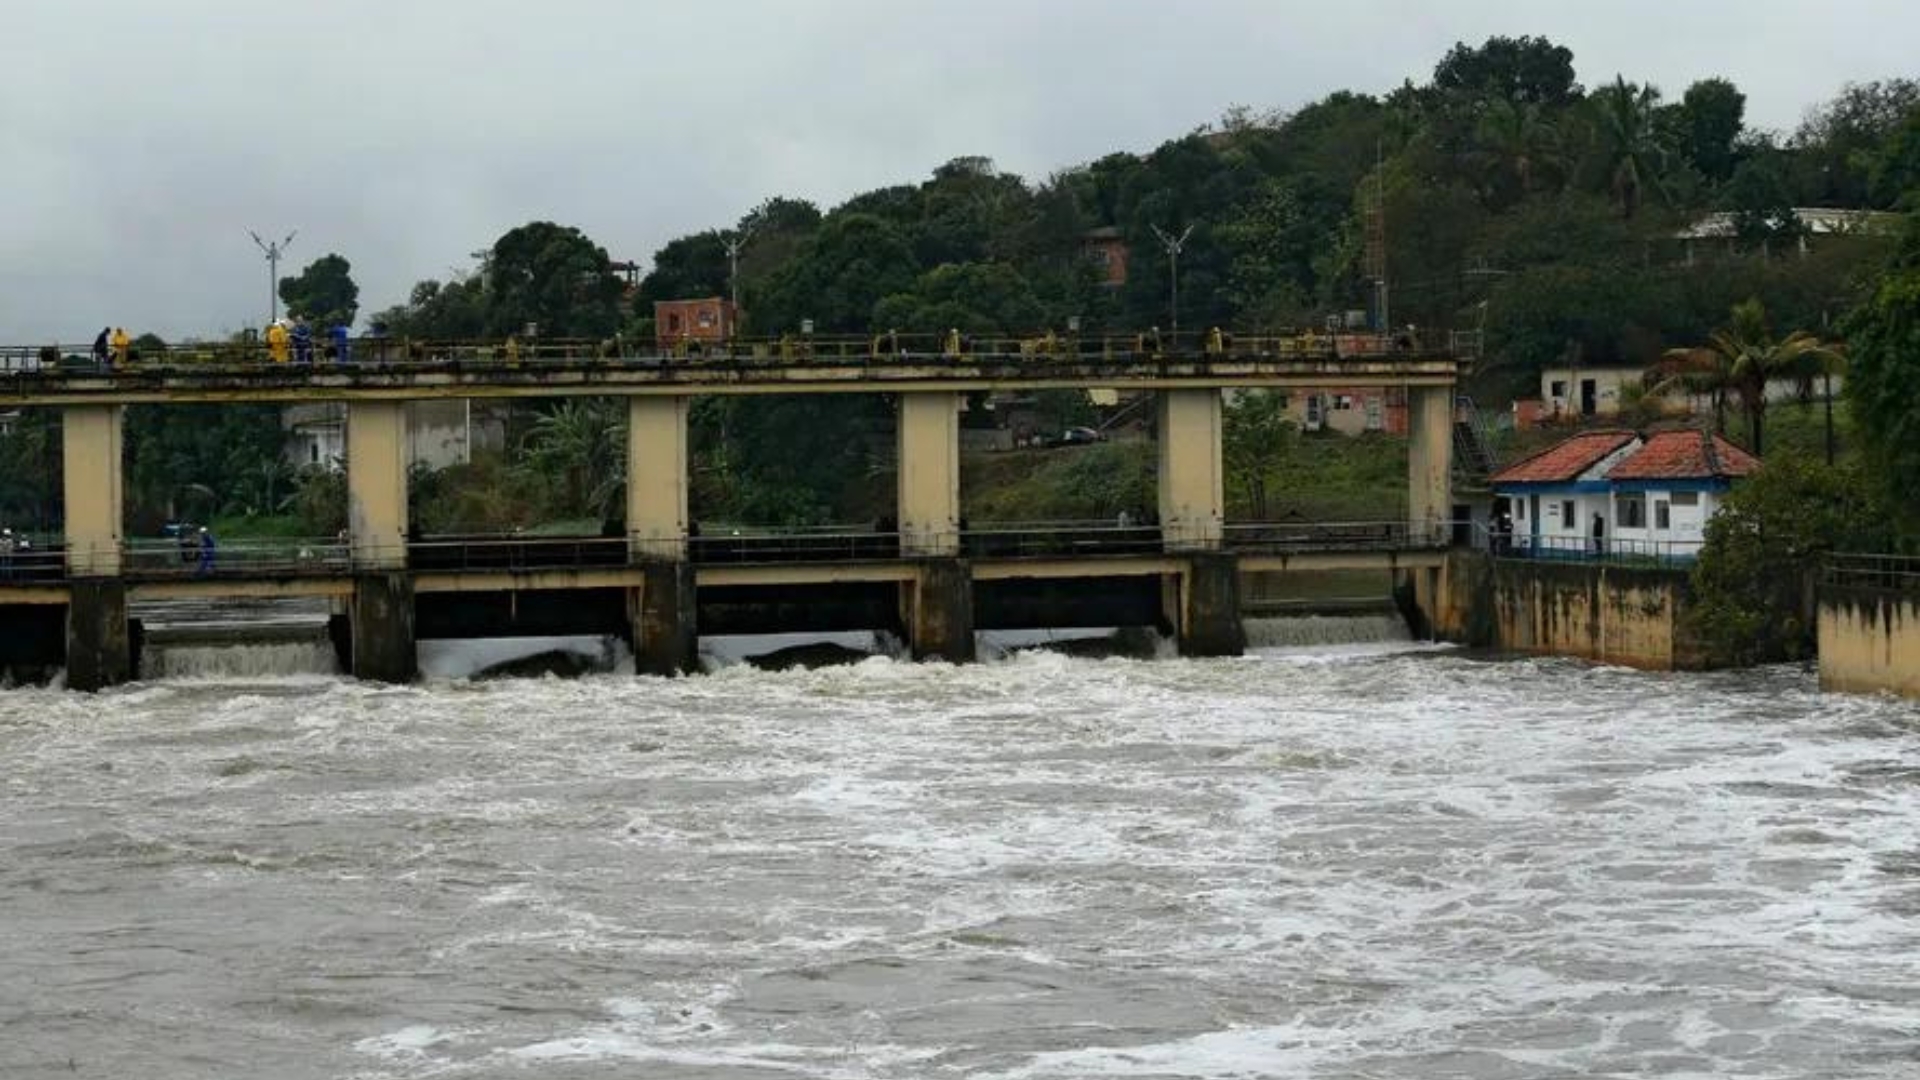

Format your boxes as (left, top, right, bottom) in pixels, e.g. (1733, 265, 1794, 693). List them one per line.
(907, 558, 975, 663)
(65, 580, 132, 691)
(1156, 389, 1225, 551)
(1420, 553, 1712, 671)
(1174, 552, 1246, 658)
(1820, 587, 1920, 699)
(62, 405, 125, 576)
(347, 401, 409, 570)
(627, 396, 690, 560)
(897, 393, 962, 557)
(1406, 386, 1453, 542)
(350, 573, 416, 683)
(633, 561, 698, 676)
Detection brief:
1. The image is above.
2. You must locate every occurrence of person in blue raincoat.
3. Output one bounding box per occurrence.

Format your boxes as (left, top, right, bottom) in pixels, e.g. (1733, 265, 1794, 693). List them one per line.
(291, 317, 315, 364)
(195, 528, 217, 576)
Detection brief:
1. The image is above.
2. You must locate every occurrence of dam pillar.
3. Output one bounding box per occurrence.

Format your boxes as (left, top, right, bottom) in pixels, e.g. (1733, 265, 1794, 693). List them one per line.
(632, 560, 698, 676)
(1156, 390, 1224, 551)
(1171, 552, 1245, 658)
(898, 391, 961, 557)
(62, 404, 125, 577)
(1407, 385, 1453, 546)
(627, 396, 690, 561)
(906, 558, 974, 663)
(350, 572, 416, 683)
(65, 579, 131, 691)
(347, 400, 410, 570)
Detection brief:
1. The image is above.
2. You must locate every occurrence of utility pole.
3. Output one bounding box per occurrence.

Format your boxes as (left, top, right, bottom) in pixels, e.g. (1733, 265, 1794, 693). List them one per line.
(1150, 223, 1193, 345)
(723, 226, 754, 338)
(250, 229, 297, 325)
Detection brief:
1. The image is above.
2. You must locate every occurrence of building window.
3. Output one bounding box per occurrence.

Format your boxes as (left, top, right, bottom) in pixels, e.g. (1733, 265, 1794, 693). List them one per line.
(1549, 380, 1568, 398)
(1617, 493, 1646, 528)
(1672, 491, 1700, 507)
(1364, 397, 1383, 430)
(1561, 500, 1576, 525)
(1515, 501, 1526, 521)
(1334, 394, 1354, 410)
(1654, 500, 1671, 530)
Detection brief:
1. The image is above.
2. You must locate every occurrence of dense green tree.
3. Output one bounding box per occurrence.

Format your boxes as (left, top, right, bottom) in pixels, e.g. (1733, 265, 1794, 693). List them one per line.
(1690, 459, 1895, 663)
(1842, 218, 1920, 522)
(1471, 99, 1565, 208)
(1723, 144, 1803, 245)
(278, 253, 360, 328)
(122, 404, 285, 528)
(1655, 298, 1840, 454)
(1432, 35, 1579, 107)
(1222, 391, 1298, 519)
(636, 231, 730, 306)
(486, 221, 626, 339)
(1588, 77, 1672, 219)
(1866, 105, 1920, 209)
(1792, 78, 1920, 205)
(872, 262, 1045, 334)
(755, 213, 920, 332)
(520, 398, 625, 521)
(369, 276, 487, 339)
(1674, 78, 1746, 183)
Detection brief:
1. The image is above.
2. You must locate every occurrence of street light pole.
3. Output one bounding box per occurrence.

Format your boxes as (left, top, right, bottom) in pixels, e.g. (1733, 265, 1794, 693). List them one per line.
(723, 226, 754, 338)
(250, 229, 297, 325)
(1150, 224, 1193, 345)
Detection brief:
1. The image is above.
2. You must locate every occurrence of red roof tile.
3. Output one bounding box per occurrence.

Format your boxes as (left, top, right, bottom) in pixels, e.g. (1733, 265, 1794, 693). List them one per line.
(1492, 430, 1637, 484)
(1607, 430, 1760, 481)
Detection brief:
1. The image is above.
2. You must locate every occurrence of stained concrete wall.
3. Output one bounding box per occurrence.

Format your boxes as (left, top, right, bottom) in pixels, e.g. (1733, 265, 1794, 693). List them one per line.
(1425, 552, 1713, 671)
(1819, 587, 1920, 699)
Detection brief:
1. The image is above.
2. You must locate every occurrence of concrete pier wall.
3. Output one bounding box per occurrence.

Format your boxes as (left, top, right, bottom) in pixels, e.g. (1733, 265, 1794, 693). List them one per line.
(1819, 587, 1920, 699)
(1423, 553, 1713, 671)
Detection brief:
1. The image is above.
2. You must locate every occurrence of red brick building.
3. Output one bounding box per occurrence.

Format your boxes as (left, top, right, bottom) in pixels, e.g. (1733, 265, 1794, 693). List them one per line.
(1082, 227, 1129, 288)
(654, 297, 738, 347)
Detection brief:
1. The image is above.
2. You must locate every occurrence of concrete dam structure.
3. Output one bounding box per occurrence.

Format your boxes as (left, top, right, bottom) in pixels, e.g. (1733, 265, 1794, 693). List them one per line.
(0, 339, 1462, 689)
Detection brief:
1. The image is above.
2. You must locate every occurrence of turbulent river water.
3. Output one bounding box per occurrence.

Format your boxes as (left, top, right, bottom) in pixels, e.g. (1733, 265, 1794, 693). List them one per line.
(4, 643, 1920, 1079)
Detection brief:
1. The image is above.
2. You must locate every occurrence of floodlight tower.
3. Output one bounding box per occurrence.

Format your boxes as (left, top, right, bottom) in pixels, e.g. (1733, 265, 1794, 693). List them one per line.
(250, 229, 297, 325)
(1150, 223, 1194, 344)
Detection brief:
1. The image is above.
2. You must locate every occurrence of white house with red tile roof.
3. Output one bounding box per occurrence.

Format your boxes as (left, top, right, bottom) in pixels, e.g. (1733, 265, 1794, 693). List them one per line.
(1491, 429, 1759, 559)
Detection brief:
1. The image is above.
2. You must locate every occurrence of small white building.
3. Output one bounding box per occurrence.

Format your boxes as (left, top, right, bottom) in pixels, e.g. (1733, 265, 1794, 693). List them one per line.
(1491, 429, 1760, 560)
(1525, 363, 1840, 426)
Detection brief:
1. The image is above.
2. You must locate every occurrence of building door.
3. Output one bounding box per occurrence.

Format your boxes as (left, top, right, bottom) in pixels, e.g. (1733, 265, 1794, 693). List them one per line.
(1580, 379, 1597, 417)
(1529, 494, 1541, 545)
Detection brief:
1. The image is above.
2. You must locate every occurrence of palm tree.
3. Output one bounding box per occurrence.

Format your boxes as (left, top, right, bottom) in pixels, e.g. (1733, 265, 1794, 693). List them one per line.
(1590, 77, 1670, 219)
(1652, 299, 1842, 456)
(1473, 99, 1564, 205)
(521, 399, 625, 521)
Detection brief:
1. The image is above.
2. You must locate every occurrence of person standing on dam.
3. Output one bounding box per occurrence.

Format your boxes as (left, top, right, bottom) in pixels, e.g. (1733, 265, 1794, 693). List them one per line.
(92, 327, 110, 370)
(194, 528, 217, 577)
(266, 320, 290, 364)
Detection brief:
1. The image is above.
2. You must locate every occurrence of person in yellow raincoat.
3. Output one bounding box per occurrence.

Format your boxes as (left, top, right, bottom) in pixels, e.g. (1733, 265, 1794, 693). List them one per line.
(110, 327, 131, 369)
(266, 321, 290, 363)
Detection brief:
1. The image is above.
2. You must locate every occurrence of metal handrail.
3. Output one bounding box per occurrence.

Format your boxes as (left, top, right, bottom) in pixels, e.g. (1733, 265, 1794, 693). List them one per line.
(1, 328, 1466, 376)
(1826, 553, 1920, 590)
(0, 519, 1479, 584)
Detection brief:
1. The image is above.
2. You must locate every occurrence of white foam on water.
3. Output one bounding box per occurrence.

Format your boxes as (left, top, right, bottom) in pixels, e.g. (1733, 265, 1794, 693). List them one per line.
(140, 640, 340, 680)
(7, 650, 1920, 1078)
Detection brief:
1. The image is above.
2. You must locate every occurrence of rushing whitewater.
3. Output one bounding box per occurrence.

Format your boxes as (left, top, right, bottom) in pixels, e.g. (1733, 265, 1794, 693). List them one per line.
(4, 647, 1919, 1079)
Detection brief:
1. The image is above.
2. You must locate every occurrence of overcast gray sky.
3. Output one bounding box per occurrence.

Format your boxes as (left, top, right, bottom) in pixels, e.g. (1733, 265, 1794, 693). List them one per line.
(2, 0, 1911, 343)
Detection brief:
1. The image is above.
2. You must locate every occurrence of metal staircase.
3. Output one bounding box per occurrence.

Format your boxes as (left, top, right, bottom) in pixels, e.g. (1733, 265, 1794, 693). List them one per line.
(1453, 395, 1499, 487)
